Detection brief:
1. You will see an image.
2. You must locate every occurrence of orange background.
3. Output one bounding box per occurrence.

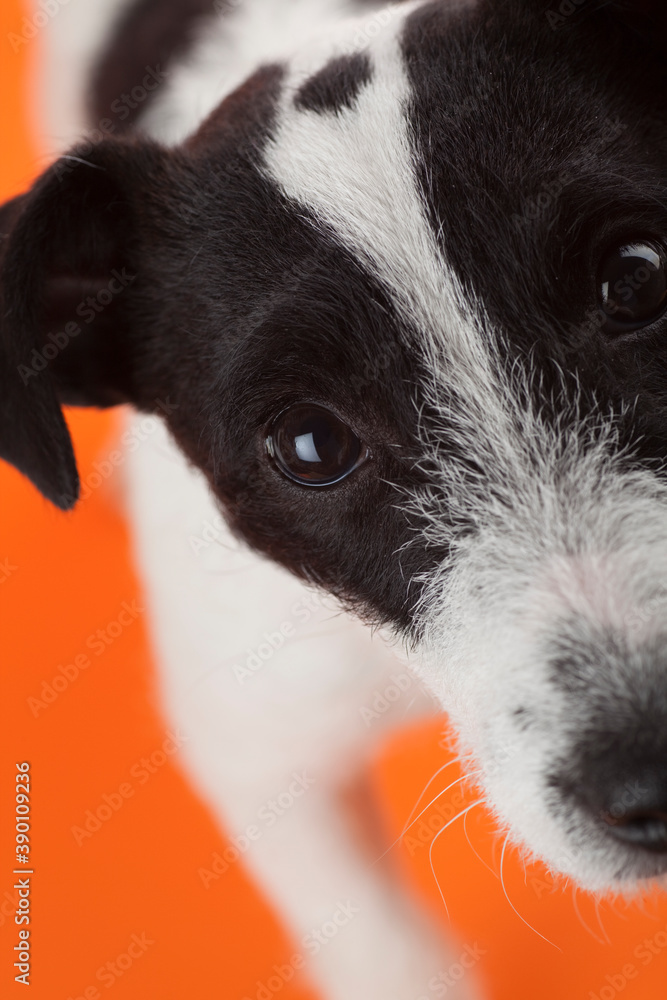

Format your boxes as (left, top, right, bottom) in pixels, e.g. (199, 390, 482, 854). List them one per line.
(2, 1, 667, 997)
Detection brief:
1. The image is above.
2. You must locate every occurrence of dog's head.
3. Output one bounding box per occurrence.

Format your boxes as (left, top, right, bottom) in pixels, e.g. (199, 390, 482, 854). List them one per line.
(3, 0, 667, 891)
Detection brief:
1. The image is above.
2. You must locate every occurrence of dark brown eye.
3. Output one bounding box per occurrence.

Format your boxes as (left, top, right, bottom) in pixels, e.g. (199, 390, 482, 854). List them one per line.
(598, 241, 667, 332)
(266, 404, 368, 486)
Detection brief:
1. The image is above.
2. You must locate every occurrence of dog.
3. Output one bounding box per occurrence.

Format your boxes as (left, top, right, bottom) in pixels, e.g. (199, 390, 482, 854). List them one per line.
(3, 0, 667, 995)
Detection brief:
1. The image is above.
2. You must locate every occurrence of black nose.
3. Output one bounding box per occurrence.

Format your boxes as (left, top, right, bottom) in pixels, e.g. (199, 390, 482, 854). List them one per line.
(600, 779, 667, 853)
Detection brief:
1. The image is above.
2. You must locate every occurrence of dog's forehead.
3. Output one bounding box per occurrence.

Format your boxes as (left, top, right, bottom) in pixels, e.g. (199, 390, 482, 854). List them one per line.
(263, 0, 486, 373)
(258, 0, 660, 346)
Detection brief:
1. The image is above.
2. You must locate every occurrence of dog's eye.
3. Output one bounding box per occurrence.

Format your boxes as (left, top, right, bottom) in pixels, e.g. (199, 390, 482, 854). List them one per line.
(598, 241, 667, 332)
(266, 404, 369, 486)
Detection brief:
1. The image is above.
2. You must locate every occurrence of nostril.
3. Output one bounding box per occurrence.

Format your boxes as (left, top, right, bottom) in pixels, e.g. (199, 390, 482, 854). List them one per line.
(601, 808, 667, 853)
(561, 752, 667, 856)
(596, 775, 667, 853)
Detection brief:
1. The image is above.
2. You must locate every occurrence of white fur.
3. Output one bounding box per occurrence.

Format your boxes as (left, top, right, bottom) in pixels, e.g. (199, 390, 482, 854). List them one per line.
(263, 1, 488, 409)
(417, 391, 667, 892)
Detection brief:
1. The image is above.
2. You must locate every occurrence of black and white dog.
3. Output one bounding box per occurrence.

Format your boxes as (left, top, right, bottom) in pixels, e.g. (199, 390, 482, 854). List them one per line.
(3, 0, 667, 995)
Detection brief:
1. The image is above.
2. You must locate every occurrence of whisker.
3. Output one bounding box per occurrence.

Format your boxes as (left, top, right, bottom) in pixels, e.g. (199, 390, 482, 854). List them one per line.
(374, 770, 482, 864)
(429, 799, 485, 920)
(572, 886, 607, 945)
(500, 833, 562, 951)
(605, 895, 630, 922)
(463, 805, 498, 878)
(58, 154, 105, 171)
(401, 755, 466, 830)
(593, 897, 611, 945)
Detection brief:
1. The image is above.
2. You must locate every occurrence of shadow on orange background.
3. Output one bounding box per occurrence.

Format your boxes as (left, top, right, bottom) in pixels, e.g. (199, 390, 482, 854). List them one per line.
(2, 1, 667, 998)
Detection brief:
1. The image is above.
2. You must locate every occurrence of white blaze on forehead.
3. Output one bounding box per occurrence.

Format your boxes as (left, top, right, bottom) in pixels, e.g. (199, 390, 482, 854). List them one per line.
(262, 3, 500, 403)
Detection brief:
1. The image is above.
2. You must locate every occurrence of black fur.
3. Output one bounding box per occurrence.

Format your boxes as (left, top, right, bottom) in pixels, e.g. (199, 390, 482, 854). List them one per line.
(403, 0, 667, 469)
(0, 193, 79, 509)
(294, 53, 373, 115)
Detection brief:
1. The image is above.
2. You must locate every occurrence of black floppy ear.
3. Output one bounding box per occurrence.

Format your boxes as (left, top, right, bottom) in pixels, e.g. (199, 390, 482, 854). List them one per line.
(0, 139, 166, 510)
(0, 192, 78, 509)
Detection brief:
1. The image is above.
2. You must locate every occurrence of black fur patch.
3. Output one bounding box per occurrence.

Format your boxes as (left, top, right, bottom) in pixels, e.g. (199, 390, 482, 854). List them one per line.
(402, 0, 667, 469)
(294, 53, 373, 115)
(0, 193, 79, 508)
